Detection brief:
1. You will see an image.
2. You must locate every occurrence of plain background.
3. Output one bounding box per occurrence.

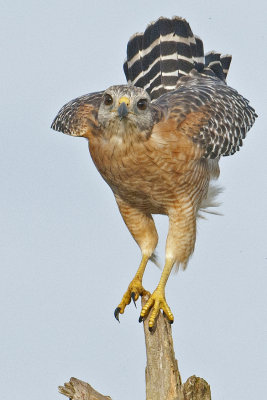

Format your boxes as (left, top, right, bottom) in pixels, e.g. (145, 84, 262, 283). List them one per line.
(1, 1, 266, 399)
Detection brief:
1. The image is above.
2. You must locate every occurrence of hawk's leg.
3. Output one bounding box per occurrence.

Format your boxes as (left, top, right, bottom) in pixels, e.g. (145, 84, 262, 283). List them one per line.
(114, 254, 151, 321)
(139, 258, 174, 329)
(140, 205, 196, 330)
(114, 196, 158, 321)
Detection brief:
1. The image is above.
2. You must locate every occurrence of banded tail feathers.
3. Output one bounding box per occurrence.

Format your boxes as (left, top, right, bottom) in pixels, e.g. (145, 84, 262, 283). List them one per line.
(123, 16, 232, 100)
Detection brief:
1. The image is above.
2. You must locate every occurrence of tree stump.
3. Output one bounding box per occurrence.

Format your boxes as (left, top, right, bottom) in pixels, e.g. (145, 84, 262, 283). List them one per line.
(59, 294, 211, 400)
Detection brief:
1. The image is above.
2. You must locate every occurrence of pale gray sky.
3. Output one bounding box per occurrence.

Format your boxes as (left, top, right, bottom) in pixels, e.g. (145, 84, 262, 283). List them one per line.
(1, 1, 266, 399)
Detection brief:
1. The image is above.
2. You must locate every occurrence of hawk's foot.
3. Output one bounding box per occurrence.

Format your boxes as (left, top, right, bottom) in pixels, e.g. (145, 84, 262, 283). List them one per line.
(139, 288, 174, 330)
(114, 277, 150, 322)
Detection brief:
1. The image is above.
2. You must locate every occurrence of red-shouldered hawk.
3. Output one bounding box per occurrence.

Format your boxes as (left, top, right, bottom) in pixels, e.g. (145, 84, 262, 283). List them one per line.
(51, 17, 257, 330)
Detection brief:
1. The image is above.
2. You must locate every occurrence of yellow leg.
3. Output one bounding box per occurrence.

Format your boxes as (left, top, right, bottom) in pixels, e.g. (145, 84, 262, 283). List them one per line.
(114, 254, 150, 321)
(140, 258, 175, 330)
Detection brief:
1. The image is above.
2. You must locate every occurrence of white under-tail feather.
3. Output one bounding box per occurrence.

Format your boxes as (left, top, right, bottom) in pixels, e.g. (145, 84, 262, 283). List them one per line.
(198, 184, 223, 218)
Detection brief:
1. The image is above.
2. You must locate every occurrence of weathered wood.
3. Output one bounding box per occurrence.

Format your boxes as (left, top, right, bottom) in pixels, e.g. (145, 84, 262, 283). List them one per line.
(141, 294, 183, 400)
(183, 376, 211, 400)
(59, 377, 112, 400)
(141, 294, 211, 400)
(58, 296, 211, 400)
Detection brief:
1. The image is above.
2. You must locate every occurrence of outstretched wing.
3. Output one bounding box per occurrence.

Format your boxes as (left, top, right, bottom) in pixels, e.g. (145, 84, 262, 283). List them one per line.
(154, 72, 257, 158)
(51, 91, 103, 137)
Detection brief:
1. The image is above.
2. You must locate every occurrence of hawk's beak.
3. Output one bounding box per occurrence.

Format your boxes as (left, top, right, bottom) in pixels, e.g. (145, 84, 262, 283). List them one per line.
(118, 97, 129, 120)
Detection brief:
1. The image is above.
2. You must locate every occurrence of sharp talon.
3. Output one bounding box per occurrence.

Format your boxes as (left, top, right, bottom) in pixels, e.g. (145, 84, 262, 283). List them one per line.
(114, 307, 121, 322)
(131, 292, 137, 308)
(148, 326, 153, 332)
(139, 316, 143, 323)
(169, 319, 174, 324)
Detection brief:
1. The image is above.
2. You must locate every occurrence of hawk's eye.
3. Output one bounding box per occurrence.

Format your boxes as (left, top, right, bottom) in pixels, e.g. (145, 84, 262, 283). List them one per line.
(137, 98, 148, 110)
(104, 94, 113, 106)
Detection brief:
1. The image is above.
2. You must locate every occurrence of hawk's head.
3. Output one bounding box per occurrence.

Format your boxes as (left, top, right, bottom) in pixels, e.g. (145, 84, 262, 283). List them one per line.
(98, 85, 155, 141)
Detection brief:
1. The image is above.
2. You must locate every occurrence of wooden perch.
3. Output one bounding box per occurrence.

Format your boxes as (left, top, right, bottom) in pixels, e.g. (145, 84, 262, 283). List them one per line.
(142, 294, 182, 399)
(59, 377, 111, 400)
(59, 294, 211, 400)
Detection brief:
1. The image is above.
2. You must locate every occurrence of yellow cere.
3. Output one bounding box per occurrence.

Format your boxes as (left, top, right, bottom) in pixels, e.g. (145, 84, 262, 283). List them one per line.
(118, 96, 130, 106)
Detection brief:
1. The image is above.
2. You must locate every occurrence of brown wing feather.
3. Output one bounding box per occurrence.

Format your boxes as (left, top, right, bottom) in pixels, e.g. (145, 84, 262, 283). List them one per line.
(154, 71, 257, 159)
(51, 91, 103, 138)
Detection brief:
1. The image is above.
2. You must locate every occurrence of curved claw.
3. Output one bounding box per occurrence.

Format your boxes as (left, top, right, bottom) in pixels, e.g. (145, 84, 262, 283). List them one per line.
(139, 316, 143, 323)
(131, 292, 137, 308)
(114, 307, 121, 322)
(115, 277, 150, 320)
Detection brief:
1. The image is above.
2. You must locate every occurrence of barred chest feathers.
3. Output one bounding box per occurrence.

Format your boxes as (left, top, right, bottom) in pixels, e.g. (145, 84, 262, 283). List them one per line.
(88, 133, 209, 213)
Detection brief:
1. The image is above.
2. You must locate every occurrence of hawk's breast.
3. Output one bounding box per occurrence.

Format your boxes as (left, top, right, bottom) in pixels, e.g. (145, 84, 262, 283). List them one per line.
(89, 134, 209, 214)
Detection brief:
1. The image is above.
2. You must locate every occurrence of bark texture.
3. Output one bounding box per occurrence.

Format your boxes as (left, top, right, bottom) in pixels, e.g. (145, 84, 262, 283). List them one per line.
(142, 294, 183, 400)
(183, 376, 211, 400)
(59, 377, 111, 400)
(58, 295, 211, 400)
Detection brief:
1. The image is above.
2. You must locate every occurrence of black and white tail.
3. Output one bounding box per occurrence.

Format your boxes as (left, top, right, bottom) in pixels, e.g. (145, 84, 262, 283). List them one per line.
(123, 17, 232, 100)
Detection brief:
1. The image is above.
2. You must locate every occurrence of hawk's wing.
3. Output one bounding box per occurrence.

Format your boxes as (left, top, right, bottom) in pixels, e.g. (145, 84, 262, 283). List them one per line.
(153, 72, 257, 159)
(51, 91, 103, 137)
